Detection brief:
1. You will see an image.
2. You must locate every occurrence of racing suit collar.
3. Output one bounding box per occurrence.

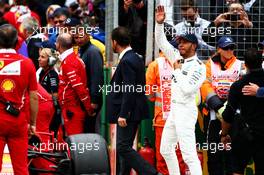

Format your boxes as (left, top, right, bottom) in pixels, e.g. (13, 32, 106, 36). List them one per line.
(184, 54, 197, 63)
(0, 49, 16, 54)
(59, 48, 74, 62)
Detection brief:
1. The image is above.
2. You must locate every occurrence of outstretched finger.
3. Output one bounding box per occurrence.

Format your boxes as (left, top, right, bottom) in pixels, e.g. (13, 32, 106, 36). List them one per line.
(242, 86, 249, 91)
(242, 92, 250, 95)
(161, 5, 164, 12)
(158, 5, 163, 12)
(157, 5, 161, 12)
(249, 82, 257, 86)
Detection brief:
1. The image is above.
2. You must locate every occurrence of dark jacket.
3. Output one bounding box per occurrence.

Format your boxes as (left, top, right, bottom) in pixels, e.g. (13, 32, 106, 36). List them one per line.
(79, 41, 104, 106)
(118, 0, 147, 57)
(256, 87, 264, 97)
(223, 69, 264, 138)
(39, 68, 59, 94)
(107, 49, 149, 123)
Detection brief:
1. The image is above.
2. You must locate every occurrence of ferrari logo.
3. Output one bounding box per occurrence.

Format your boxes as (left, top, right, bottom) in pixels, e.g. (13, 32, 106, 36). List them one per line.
(1, 79, 15, 92)
(0, 61, 4, 69)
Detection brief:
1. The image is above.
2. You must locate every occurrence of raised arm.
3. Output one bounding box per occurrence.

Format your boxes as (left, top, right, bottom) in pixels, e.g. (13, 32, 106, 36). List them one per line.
(155, 5, 181, 64)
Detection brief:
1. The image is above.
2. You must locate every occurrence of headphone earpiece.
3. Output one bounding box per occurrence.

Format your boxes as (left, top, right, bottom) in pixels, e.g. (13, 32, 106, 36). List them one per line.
(48, 49, 57, 66)
(48, 56, 57, 66)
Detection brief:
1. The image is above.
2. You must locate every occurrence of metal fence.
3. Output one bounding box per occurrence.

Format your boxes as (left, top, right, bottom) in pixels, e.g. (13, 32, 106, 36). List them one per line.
(106, 0, 264, 63)
(160, 0, 264, 60)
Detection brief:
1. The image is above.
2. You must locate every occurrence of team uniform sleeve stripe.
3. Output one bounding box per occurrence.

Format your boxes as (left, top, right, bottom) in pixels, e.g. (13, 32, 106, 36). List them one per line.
(81, 96, 88, 101)
(69, 74, 76, 78)
(67, 71, 76, 75)
(72, 83, 83, 87)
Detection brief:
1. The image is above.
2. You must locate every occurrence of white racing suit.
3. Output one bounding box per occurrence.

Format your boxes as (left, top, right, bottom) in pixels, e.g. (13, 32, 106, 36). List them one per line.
(155, 23, 206, 175)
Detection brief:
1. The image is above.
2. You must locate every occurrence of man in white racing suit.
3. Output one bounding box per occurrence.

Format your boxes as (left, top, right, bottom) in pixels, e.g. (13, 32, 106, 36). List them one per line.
(155, 5, 206, 175)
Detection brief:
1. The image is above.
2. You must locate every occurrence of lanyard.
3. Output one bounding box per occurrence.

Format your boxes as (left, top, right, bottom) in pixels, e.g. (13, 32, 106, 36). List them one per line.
(39, 68, 52, 84)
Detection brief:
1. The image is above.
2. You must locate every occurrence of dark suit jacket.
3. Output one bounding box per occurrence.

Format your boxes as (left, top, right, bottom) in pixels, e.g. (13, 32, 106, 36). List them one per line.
(80, 41, 104, 106)
(107, 49, 149, 123)
(118, 0, 147, 56)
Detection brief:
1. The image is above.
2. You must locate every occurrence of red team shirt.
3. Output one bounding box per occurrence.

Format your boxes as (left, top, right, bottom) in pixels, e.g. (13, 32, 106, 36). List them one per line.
(58, 49, 92, 112)
(0, 49, 37, 118)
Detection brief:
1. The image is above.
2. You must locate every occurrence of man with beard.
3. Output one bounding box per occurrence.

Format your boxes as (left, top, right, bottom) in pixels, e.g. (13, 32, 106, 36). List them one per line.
(107, 26, 161, 175)
(155, 5, 206, 175)
(173, 0, 212, 60)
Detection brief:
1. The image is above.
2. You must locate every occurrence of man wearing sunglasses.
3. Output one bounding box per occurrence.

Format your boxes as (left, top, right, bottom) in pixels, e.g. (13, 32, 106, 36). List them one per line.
(173, 0, 212, 60)
(201, 36, 243, 175)
(49, 8, 70, 45)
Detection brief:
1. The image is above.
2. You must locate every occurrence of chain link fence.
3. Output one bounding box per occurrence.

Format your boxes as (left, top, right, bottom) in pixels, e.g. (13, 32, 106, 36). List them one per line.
(158, 0, 264, 60)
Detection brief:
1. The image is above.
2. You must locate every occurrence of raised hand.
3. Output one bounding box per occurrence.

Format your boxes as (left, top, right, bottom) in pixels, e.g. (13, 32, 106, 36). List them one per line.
(156, 5, 166, 24)
(214, 13, 230, 27)
(239, 10, 253, 28)
(124, 0, 133, 12)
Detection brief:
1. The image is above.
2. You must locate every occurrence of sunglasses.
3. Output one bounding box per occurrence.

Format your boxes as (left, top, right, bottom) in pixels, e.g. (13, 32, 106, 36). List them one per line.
(54, 20, 65, 24)
(222, 45, 235, 51)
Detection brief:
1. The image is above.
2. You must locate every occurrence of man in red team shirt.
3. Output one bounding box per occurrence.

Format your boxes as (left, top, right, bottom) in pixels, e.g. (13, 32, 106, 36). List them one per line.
(0, 24, 38, 175)
(56, 33, 94, 136)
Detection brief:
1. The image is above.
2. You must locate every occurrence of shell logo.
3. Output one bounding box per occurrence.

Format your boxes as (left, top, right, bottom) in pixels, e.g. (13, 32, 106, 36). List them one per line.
(1, 79, 15, 92)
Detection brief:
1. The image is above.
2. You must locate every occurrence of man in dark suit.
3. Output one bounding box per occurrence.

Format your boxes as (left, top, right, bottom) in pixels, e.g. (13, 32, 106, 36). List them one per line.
(107, 26, 160, 175)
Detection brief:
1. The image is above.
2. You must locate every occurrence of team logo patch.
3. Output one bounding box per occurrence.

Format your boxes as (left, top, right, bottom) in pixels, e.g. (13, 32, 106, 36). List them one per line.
(1, 79, 15, 92)
(0, 61, 4, 69)
(0, 60, 21, 75)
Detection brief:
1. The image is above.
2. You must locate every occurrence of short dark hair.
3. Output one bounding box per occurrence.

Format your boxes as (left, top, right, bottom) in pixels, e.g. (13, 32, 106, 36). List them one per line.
(180, 0, 197, 10)
(0, 24, 18, 48)
(111, 27, 131, 47)
(244, 48, 263, 70)
(53, 7, 70, 19)
(76, 24, 91, 36)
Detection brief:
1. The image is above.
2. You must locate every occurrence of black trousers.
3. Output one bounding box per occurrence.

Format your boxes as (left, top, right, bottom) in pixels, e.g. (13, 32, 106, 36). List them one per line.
(116, 121, 157, 175)
(84, 103, 102, 133)
(204, 117, 233, 175)
(84, 112, 99, 133)
(232, 133, 264, 175)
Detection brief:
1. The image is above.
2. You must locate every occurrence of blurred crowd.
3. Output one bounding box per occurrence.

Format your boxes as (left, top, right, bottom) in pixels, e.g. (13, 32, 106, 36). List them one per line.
(0, 0, 263, 174)
(0, 0, 105, 68)
(118, 0, 264, 60)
